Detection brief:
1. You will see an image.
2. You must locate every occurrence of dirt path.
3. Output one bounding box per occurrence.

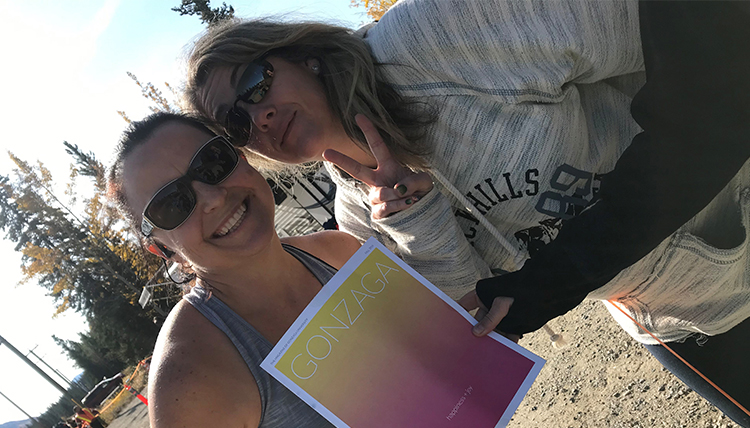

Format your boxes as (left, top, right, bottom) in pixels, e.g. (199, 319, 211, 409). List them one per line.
(508, 300, 739, 428)
(108, 301, 741, 427)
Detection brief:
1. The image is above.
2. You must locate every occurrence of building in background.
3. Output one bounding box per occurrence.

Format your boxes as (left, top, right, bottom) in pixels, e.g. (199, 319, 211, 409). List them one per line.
(270, 168, 337, 237)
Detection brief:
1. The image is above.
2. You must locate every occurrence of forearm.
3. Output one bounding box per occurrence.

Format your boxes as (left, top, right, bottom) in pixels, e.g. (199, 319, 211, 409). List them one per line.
(335, 180, 491, 300)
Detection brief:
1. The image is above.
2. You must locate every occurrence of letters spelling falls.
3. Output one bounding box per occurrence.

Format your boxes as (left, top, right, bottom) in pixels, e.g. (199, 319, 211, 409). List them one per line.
(290, 262, 399, 380)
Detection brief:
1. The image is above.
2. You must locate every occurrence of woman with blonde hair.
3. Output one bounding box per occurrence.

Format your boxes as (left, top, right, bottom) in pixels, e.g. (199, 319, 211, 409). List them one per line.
(182, 1, 750, 424)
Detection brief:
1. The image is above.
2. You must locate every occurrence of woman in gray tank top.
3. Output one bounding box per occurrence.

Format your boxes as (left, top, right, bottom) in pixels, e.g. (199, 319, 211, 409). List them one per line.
(108, 112, 361, 428)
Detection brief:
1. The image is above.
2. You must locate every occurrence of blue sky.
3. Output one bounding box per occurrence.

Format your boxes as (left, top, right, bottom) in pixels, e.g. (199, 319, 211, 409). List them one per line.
(0, 0, 365, 422)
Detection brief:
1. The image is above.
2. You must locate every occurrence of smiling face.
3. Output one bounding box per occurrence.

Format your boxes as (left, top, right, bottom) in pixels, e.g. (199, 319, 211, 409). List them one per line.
(121, 121, 277, 276)
(200, 56, 353, 164)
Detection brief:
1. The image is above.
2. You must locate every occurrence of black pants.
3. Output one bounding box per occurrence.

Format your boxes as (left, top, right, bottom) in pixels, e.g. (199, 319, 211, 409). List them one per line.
(645, 316, 750, 427)
(636, 2, 750, 426)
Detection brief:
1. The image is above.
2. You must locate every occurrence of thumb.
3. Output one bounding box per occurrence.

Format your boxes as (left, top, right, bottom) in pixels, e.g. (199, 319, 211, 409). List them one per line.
(472, 296, 514, 337)
(458, 290, 483, 312)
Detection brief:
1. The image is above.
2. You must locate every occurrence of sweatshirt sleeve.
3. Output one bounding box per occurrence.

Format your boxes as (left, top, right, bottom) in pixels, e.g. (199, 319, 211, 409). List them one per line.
(330, 166, 492, 300)
(476, 0, 750, 334)
(369, 0, 643, 102)
(373, 186, 493, 300)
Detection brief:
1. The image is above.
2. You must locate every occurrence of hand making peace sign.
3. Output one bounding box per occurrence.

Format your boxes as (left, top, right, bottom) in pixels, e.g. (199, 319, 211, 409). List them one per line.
(323, 114, 434, 219)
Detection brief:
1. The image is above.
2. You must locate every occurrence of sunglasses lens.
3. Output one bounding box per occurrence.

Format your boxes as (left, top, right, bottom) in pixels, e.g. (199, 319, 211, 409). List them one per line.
(190, 138, 239, 184)
(145, 181, 196, 230)
(236, 61, 274, 104)
(142, 137, 238, 233)
(224, 61, 274, 145)
(225, 108, 251, 145)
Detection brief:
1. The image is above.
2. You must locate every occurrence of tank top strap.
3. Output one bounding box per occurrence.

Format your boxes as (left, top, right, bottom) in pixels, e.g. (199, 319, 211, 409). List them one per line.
(281, 242, 337, 286)
(182, 244, 336, 427)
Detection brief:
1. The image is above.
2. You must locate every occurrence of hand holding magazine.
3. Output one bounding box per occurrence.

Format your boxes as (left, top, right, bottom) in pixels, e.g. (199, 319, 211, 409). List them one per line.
(262, 238, 544, 427)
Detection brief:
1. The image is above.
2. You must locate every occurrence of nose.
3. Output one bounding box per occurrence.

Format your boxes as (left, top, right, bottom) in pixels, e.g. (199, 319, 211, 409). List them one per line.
(192, 181, 228, 214)
(247, 101, 277, 134)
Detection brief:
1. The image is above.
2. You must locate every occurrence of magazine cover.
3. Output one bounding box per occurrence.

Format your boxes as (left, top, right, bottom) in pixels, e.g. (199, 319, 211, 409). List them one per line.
(261, 238, 545, 428)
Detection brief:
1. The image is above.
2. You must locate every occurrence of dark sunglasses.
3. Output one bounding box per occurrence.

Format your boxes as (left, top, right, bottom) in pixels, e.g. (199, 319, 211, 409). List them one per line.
(141, 136, 239, 237)
(224, 60, 274, 145)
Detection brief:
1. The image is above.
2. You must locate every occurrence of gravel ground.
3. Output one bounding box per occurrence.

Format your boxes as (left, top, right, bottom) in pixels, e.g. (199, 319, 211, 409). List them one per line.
(508, 300, 740, 428)
(109, 300, 741, 428)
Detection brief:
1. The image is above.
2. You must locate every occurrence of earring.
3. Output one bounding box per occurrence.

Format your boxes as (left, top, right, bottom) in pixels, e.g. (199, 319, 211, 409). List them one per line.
(164, 260, 195, 285)
(307, 58, 321, 75)
(147, 242, 174, 260)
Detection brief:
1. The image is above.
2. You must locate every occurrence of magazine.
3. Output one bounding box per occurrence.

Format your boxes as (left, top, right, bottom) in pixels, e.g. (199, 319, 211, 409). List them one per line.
(262, 238, 544, 427)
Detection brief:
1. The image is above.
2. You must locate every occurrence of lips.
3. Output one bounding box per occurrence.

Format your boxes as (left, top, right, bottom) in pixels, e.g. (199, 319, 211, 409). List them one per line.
(214, 200, 248, 237)
(279, 111, 296, 149)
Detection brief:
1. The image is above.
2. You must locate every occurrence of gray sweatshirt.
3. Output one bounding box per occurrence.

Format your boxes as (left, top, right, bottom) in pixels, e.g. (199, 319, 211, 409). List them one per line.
(328, 0, 750, 344)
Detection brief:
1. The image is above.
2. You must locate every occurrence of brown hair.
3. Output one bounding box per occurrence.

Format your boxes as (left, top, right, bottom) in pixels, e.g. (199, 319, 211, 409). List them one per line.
(184, 18, 433, 173)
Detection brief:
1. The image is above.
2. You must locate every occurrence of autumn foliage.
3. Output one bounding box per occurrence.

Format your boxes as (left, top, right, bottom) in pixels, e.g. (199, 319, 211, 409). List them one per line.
(350, 0, 398, 20)
(0, 146, 169, 372)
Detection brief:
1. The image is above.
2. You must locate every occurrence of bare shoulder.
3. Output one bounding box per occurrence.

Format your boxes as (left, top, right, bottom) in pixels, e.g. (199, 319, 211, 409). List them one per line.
(282, 230, 361, 269)
(149, 300, 261, 428)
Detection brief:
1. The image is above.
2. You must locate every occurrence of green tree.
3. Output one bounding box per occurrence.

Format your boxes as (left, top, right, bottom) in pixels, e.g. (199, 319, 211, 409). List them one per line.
(64, 142, 164, 282)
(0, 147, 168, 370)
(172, 0, 235, 26)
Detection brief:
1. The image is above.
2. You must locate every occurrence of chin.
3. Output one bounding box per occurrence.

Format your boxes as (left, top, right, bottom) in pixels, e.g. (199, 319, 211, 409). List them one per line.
(282, 137, 326, 164)
(244, 225, 278, 256)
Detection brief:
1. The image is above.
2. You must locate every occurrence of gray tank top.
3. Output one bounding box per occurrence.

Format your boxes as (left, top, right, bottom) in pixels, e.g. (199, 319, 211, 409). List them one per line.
(183, 244, 336, 428)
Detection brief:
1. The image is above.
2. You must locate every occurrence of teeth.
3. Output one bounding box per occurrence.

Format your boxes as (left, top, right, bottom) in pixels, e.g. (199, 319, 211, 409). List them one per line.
(217, 202, 247, 237)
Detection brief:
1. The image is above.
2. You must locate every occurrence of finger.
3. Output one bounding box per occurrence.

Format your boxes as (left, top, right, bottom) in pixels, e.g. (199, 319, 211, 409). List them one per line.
(369, 172, 433, 204)
(458, 290, 484, 312)
(394, 172, 434, 196)
(371, 195, 420, 219)
(369, 186, 402, 205)
(323, 149, 377, 186)
(472, 296, 514, 337)
(355, 114, 393, 167)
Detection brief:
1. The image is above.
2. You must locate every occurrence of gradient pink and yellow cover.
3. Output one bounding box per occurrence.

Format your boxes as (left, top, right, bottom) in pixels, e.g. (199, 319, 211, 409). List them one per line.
(261, 238, 544, 428)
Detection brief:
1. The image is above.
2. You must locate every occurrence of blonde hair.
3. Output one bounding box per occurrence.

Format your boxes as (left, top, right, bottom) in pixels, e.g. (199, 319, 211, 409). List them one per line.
(184, 18, 433, 173)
